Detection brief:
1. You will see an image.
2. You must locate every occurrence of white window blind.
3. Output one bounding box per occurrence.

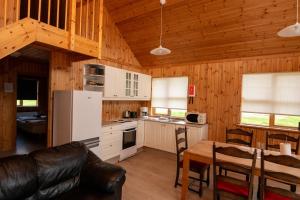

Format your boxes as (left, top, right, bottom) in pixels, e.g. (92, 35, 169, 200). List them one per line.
(152, 77, 188, 109)
(242, 72, 300, 115)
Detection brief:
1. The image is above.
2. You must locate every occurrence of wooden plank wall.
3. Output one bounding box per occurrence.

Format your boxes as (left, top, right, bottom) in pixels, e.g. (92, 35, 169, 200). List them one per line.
(0, 57, 48, 151)
(147, 53, 300, 148)
(46, 5, 145, 146)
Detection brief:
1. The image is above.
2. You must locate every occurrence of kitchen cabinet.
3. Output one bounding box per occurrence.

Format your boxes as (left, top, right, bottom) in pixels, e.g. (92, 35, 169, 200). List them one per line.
(175, 124, 208, 147)
(100, 128, 122, 161)
(144, 121, 161, 149)
(160, 123, 176, 153)
(103, 66, 151, 101)
(137, 120, 145, 148)
(144, 121, 208, 153)
(104, 67, 125, 98)
(139, 74, 152, 100)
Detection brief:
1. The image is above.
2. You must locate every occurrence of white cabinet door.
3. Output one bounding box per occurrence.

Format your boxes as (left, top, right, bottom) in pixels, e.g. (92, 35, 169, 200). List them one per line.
(139, 74, 151, 100)
(137, 120, 145, 148)
(144, 121, 161, 149)
(104, 67, 125, 98)
(161, 123, 176, 153)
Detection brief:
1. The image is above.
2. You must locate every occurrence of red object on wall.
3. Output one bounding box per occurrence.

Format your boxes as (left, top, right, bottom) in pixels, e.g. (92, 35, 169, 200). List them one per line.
(188, 84, 196, 97)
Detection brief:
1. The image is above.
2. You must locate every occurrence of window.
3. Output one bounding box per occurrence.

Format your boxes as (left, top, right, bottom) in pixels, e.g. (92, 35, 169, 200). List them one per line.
(241, 72, 300, 128)
(151, 77, 188, 118)
(241, 112, 270, 126)
(17, 78, 39, 107)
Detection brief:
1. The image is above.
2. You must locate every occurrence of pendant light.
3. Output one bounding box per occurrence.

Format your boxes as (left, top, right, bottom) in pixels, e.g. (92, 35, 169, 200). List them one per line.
(150, 0, 171, 56)
(278, 0, 300, 37)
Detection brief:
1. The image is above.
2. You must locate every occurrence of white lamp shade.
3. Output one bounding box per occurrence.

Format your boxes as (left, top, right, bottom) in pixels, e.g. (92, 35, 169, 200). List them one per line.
(278, 22, 300, 37)
(150, 45, 171, 56)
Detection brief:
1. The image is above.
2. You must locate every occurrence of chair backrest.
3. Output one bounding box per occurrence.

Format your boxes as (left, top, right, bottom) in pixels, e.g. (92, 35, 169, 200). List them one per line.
(260, 151, 300, 200)
(213, 143, 257, 200)
(266, 132, 300, 154)
(226, 128, 253, 147)
(175, 127, 188, 163)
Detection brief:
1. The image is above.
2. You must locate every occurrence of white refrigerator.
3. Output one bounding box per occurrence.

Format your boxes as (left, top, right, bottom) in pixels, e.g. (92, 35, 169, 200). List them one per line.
(53, 90, 102, 158)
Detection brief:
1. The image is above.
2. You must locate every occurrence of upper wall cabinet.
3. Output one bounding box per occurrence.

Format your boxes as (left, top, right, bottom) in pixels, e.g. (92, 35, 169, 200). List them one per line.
(84, 65, 151, 101)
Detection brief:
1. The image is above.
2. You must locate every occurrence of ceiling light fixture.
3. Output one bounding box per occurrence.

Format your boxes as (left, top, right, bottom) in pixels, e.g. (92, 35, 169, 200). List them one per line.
(278, 0, 300, 37)
(150, 0, 171, 56)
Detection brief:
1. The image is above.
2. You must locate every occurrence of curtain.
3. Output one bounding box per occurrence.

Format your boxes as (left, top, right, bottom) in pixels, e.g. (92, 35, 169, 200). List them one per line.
(242, 72, 300, 115)
(151, 77, 188, 109)
(17, 78, 38, 100)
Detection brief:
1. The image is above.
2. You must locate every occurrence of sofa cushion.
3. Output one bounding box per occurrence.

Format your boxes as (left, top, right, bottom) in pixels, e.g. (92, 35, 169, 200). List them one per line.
(0, 155, 38, 200)
(30, 142, 88, 200)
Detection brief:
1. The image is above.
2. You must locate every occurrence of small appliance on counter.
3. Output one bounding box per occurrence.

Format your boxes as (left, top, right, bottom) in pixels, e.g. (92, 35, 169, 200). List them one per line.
(185, 112, 206, 124)
(130, 111, 138, 118)
(140, 107, 149, 117)
(123, 110, 131, 118)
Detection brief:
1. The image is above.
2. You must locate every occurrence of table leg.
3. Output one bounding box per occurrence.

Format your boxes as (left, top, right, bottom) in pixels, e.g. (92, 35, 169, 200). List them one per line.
(181, 152, 190, 200)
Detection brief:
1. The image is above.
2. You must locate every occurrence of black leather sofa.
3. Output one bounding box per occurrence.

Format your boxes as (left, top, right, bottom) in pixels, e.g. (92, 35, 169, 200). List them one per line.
(0, 142, 126, 200)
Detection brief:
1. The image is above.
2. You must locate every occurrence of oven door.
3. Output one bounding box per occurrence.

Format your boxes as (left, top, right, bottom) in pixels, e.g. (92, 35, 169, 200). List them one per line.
(122, 128, 136, 149)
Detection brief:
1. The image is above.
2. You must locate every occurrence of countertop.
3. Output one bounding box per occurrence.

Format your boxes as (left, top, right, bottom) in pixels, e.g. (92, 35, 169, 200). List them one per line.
(102, 117, 207, 128)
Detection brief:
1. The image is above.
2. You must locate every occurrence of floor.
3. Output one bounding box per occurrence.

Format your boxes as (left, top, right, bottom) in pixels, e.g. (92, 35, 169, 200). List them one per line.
(118, 148, 212, 200)
(0, 131, 47, 158)
(118, 147, 297, 200)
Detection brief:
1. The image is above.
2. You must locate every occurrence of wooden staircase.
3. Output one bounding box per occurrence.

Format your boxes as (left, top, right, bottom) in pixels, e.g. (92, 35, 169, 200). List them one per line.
(0, 0, 103, 60)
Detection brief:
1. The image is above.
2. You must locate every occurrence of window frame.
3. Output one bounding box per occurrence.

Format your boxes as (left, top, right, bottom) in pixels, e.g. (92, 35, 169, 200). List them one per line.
(240, 112, 300, 129)
(152, 107, 187, 119)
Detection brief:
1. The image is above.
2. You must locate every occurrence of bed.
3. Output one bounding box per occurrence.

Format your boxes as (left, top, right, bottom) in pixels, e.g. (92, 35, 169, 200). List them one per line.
(17, 112, 47, 135)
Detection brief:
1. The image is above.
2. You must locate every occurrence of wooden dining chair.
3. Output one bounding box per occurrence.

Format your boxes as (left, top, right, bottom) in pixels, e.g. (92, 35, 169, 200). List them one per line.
(260, 150, 300, 200)
(220, 128, 254, 180)
(265, 131, 300, 192)
(266, 132, 300, 154)
(213, 143, 257, 200)
(226, 128, 253, 147)
(174, 127, 210, 197)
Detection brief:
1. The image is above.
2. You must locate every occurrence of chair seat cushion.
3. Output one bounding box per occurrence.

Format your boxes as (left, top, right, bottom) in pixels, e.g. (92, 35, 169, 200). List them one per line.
(179, 160, 209, 172)
(265, 191, 292, 200)
(217, 180, 249, 197)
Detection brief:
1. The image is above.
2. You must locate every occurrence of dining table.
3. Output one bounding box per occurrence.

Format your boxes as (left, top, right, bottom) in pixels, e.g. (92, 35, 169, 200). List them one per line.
(180, 140, 300, 200)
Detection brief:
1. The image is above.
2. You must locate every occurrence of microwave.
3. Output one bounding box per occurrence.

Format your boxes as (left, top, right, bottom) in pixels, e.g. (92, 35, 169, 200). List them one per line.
(185, 112, 206, 124)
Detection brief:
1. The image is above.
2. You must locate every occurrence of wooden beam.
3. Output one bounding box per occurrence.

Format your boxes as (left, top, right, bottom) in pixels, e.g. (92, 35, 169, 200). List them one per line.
(79, 0, 83, 35)
(56, 0, 60, 28)
(38, 0, 42, 21)
(86, 0, 89, 38)
(47, 0, 51, 24)
(16, 0, 20, 22)
(4, 0, 7, 27)
(98, 0, 104, 59)
(92, 0, 95, 40)
(69, 0, 77, 50)
(65, 0, 69, 30)
(27, 0, 31, 18)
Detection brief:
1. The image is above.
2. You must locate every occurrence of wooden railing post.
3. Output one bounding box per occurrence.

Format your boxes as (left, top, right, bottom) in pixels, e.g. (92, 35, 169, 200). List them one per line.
(98, 0, 104, 59)
(69, 0, 76, 50)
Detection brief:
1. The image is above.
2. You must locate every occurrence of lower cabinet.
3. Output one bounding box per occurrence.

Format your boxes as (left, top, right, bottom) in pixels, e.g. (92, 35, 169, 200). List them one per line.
(136, 120, 145, 148)
(100, 127, 122, 161)
(144, 121, 208, 153)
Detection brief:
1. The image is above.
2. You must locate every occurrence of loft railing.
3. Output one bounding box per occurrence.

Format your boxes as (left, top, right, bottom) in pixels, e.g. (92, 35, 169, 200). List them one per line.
(0, 0, 102, 42)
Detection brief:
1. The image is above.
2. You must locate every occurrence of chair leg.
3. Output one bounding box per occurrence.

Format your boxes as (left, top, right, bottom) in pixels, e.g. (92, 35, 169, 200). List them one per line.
(199, 172, 203, 197)
(291, 184, 296, 192)
(174, 166, 180, 188)
(246, 174, 250, 182)
(218, 166, 222, 176)
(206, 166, 210, 187)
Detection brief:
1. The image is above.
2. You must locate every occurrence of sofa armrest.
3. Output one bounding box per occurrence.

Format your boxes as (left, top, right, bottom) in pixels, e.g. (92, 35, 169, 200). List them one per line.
(80, 151, 126, 193)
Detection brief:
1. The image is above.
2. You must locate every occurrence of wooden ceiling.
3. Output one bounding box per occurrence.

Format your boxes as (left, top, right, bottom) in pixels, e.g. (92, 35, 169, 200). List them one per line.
(105, 0, 300, 67)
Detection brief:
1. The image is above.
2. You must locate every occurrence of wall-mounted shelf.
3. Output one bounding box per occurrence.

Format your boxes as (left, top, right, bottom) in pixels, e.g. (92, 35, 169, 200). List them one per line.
(83, 64, 105, 93)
